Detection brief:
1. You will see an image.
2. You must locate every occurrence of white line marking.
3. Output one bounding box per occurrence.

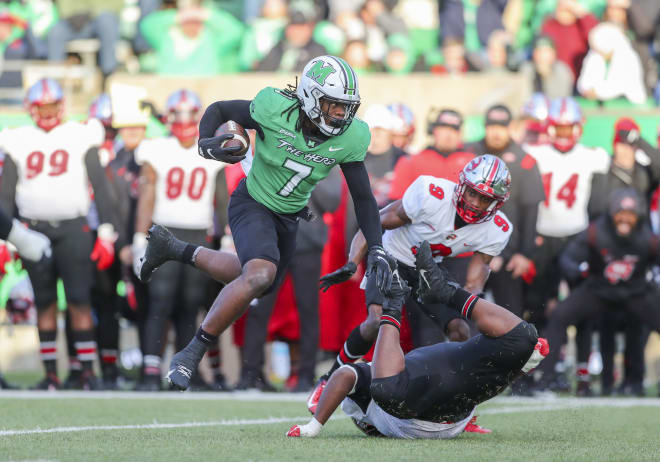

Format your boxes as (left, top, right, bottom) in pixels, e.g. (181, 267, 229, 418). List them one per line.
(0, 390, 309, 401)
(1, 398, 658, 438)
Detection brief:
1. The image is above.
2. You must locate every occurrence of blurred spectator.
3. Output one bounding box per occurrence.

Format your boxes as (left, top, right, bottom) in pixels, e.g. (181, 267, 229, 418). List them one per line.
(388, 109, 466, 200)
(343, 39, 372, 72)
(520, 35, 574, 99)
(541, 0, 599, 80)
(589, 117, 660, 218)
(392, 0, 439, 58)
(511, 92, 551, 146)
(465, 105, 545, 324)
(362, 104, 405, 205)
(430, 37, 470, 74)
(358, 0, 407, 66)
(440, 0, 507, 54)
(47, 0, 121, 77)
(577, 22, 646, 104)
(604, 0, 659, 94)
(140, 3, 244, 75)
(0, 8, 40, 87)
(238, 0, 288, 70)
(383, 33, 416, 73)
(387, 102, 416, 153)
(256, 0, 327, 72)
(471, 29, 514, 72)
(239, 170, 341, 392)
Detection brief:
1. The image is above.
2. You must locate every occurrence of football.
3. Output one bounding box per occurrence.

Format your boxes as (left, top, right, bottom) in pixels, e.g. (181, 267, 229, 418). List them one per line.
(217, 120, 249, 157)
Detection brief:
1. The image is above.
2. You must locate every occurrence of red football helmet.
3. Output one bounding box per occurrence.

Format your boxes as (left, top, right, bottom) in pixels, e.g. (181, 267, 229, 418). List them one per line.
(25, 78, 64, 132)
(454, 154, 511, 224)
(166, 89, 202, 143)
(547, 97, 583, 153)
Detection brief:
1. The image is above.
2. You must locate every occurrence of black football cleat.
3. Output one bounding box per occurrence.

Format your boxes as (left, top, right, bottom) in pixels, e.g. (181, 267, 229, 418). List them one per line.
(138, 225, 188, 283)
(32, 372, 61, 391)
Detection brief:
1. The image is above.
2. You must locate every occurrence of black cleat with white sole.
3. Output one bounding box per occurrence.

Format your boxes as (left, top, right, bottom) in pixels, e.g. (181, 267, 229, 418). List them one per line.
(138, 224, 189, 283)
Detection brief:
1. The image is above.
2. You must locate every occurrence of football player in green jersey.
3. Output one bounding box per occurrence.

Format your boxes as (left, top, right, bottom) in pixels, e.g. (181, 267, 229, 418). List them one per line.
(135, 55, 396, 391)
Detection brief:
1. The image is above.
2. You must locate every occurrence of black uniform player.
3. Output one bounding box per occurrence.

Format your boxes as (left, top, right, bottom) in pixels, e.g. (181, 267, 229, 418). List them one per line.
(537, 188, 660, 393)
(288, 241, 547, 439)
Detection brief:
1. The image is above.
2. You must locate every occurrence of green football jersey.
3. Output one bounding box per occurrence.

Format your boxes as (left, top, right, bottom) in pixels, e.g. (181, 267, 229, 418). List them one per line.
(247, 87, 370, 214)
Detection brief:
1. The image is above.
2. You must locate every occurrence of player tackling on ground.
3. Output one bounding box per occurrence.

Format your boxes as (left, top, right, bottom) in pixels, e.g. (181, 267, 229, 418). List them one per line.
(310, 155, 513, 411)
(288, 241, 548, 439)
(136, 55, 394, 390)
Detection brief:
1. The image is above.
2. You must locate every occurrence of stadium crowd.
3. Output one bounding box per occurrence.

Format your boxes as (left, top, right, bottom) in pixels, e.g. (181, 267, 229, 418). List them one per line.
(0, 0, 659, 398)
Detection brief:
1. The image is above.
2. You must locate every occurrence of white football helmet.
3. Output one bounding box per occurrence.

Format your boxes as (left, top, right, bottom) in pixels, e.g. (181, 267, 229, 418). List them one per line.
(297, 55, 361, 136)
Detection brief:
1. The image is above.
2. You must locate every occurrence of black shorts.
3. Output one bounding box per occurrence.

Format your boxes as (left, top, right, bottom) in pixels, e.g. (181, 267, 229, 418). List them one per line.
(228, 179, 299, 295)
(21, 216, 94, 308)
(353, 322, 537, 423)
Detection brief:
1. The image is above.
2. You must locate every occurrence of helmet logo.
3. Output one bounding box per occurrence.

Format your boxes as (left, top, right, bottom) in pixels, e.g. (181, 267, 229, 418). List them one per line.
(306, 60, 336, 85)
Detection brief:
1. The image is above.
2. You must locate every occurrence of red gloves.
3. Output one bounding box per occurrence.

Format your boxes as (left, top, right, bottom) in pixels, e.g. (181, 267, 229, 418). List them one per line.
(91, 223, 116, 270)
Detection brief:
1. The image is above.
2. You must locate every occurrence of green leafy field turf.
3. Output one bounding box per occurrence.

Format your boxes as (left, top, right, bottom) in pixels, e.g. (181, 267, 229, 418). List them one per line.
(1, 393, 659, 462)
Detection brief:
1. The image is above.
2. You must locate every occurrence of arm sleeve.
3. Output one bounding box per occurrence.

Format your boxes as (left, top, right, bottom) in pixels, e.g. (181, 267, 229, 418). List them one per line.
(559, 230, 590, 281)
(0, 155, 17, 218)
(85, 148, 119, 231)
(198, 100, 262, 139)
(340, 161, 382, 248)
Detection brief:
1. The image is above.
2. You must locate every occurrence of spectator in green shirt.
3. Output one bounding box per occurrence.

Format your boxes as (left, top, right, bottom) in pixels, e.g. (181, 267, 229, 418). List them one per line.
(140, 3, 244, 75)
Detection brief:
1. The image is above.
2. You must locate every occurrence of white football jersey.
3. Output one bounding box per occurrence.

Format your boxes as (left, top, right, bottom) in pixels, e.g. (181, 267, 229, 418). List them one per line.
(341, 397, 474, 440)
(525, 143, 610, 237)
(0, 119, 104, 221)
(136, 137, 224, 230)
(383, 176, 512, 267)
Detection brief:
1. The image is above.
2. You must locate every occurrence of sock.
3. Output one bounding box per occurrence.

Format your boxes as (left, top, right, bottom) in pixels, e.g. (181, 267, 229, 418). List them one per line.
(39, 330, 57, 374)
(100, 349, 118, 367)
(72, 329, 97, 372)
(576, 363, 589, 382)
(195, 327, 218, 346)
(181, 244, 199, 266)
(448, 288, 480, 320)
(143, 355, 161, 377)
(327, 327, 373, 377)
(177, 327, 216, 366)
(207, 346, 221, 375)
(69, 357, 82, 375)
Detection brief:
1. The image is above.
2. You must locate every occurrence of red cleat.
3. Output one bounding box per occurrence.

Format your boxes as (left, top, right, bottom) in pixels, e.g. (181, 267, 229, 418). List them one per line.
(464, 416, 492, 434)
(287, 425, 301, 437)
(307, 378, 327, 414)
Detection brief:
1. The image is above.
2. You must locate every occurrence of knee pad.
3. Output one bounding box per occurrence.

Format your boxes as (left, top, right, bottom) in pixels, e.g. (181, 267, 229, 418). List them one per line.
(505, 321, 539, 360)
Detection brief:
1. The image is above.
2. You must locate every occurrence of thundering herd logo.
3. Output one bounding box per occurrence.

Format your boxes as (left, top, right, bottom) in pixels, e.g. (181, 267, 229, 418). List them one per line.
(306, 60, 336, 85)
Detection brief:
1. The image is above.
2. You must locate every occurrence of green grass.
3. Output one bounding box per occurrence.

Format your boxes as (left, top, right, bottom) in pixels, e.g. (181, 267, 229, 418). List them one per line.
(1, 394, 660, 462)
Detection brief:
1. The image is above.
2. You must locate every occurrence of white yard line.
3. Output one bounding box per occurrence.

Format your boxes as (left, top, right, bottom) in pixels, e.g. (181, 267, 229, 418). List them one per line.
(0, 390, 309, 401)
(1, 397, 659, 438)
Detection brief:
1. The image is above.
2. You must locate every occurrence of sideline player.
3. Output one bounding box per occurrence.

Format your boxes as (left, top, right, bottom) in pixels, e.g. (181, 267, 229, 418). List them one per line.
(287, 241, 548, 439)
(0, 78, 118, 390)
(132, 89, 229, 390)
(136, 55, 394, 391)
(312, 155, 512, 411)
(524, 97, 610, 394)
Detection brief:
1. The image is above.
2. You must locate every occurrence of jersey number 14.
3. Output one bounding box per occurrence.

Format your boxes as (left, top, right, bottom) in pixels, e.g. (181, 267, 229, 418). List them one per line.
(542, 172, 578, 209)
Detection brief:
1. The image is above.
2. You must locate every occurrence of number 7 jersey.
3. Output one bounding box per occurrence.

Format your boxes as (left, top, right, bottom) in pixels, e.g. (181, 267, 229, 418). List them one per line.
(525, 143, 610, 237)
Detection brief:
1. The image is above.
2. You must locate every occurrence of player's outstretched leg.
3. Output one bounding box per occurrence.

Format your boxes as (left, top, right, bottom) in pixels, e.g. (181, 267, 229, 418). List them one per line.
(137, 224, 241, 283)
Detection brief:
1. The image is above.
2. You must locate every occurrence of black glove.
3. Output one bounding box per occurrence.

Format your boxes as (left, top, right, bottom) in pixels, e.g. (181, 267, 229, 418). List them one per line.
(382, 270, 411, 318)
(198, 135, 245, 164)
(617, 129, 640, 146)
(366, 245, 397, 292)
(414, 241, 460, 304)
(319, 261, 357, 292)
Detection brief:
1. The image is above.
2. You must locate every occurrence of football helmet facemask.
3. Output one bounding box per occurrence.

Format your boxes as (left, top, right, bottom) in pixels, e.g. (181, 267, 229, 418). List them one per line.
(454, 154, 511, 224)
(166, 89, 202, 142)
(297, 55, 360, 136)
(547, 97, 583, 153)
(25, 78, 64, 132)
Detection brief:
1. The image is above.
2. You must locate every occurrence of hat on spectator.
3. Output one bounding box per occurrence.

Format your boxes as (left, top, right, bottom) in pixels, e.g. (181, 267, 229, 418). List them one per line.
(429, 109, 463, 132)
(485, 104, 512, 126)
(613, 117, 640, 146)
(364, 104, 400, 131)
(289, 0, 318, 24)
(609, 187, 645, 218)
